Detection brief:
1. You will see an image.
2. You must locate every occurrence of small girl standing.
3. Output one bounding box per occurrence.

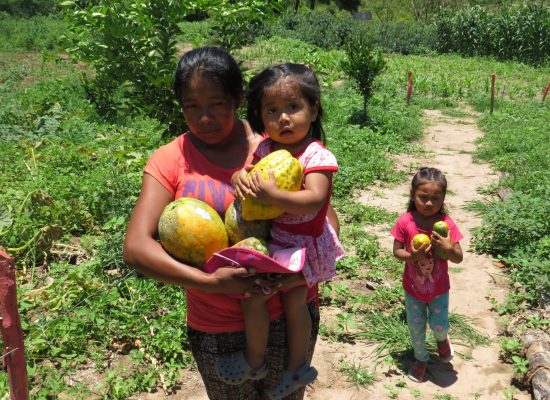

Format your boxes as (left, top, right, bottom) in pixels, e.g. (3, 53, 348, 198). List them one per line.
(218, 63, 344, 399)
(391, 167, 464, 382)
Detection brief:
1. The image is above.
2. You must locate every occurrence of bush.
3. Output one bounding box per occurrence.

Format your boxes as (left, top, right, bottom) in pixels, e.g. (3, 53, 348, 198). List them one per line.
(0, 13, 67, 51)
(341, 34, 386, 116)
(265, 9, 436, 55)
(62, 0, 190, 132)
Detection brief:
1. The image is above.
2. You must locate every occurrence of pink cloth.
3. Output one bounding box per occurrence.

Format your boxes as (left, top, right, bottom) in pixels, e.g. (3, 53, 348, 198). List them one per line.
(254, 138, 345, 287)
(390, 212, 463, 302)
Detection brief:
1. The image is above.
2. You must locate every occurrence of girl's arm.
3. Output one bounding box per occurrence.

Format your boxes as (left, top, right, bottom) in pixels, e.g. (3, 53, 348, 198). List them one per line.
(393, 239, 431, 262)
(431, 231, 463, 263)
(123, 174, 258, 294)
(247, 170, 331, 215)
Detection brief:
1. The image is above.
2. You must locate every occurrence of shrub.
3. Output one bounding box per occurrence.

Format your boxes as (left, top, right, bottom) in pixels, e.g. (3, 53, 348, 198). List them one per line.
(61, 0, 191, 132)
(341, 34, 386, 116)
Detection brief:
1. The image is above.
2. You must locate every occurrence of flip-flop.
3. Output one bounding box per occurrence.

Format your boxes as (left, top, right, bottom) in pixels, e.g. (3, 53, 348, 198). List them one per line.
(266, 363, 318, 399)
(215, 351, 268, 385)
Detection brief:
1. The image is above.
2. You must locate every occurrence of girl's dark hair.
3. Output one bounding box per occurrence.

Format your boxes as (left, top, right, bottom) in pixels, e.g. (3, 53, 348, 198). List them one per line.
(246, 63, 325, 143)
(174, 46, 243, 104)
(407, 167, 448, 212)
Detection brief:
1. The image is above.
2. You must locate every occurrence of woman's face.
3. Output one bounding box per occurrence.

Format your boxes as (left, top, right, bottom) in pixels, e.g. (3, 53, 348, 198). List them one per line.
(180, 73, 240, 145)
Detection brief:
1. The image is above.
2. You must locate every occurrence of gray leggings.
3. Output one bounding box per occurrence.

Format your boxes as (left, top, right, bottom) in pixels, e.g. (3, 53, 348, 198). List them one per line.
(187, 300, 320, 400)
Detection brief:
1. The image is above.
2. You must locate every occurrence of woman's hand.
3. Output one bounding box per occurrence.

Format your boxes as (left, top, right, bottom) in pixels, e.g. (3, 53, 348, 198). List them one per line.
(207, 266, 257, 295)
(231, 165, 254, 201)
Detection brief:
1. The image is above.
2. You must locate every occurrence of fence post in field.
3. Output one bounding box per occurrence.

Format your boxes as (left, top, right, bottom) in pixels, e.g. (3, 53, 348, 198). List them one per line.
(0, 249, 29, 400)
(542, 80, 550, 103)
(490, 73, 496, 114)
(406, 71, 413, 104)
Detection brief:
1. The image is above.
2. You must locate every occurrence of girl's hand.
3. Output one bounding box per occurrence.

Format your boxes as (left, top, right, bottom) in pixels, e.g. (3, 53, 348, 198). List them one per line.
(247, 169, 280, 204)
(231, 166, 253, 201)
(431, 231, 453, 255)
(409, 239, 432, 261)
(208, 266, 257, 295)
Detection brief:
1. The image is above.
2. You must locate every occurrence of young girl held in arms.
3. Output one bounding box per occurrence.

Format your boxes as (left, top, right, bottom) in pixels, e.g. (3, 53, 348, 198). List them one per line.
(219, 63, 344, 399)
(391, 167, 463, 383)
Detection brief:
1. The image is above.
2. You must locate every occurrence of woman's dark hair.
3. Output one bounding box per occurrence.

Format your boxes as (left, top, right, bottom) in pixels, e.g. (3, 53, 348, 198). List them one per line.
(407, 167, 448, 212)
(246, 63, 325, 143)
(174, 46, 243, 104)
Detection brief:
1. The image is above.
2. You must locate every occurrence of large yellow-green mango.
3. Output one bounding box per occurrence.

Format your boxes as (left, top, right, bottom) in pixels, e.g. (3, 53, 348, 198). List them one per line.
(225, 199, 271, 245)
(158, 197, 228, 266)
(241, 149, 303, 221)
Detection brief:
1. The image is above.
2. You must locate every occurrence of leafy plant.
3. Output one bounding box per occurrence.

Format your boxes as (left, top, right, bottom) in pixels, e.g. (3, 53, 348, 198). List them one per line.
(341, 33, 386, 119)
(61, 0, 192, 132)
(511, 356, 529, 375)
(499, 337, 523, 362)
(338, 360, 376, 387)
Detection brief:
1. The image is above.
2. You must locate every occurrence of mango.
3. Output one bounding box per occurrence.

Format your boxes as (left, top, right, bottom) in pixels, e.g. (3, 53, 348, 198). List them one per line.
(412, 233, 431, 250)
(433, 221, 449, 259)
(241, 149, 303, 221)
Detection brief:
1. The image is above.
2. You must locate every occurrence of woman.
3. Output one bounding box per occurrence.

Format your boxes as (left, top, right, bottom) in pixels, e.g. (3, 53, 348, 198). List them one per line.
(123, 46, 338, 400)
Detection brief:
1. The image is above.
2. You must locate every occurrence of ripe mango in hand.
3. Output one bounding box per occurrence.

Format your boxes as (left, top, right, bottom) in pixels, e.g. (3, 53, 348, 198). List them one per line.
(412, 233, 431, 250)
(433, 221, 449, 259)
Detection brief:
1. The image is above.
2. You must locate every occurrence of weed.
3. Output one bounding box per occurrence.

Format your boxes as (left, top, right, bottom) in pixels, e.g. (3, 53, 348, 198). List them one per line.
(338, 360, 376, 387)
(499, 337, 522, 362)
(511, 356, 529, 375)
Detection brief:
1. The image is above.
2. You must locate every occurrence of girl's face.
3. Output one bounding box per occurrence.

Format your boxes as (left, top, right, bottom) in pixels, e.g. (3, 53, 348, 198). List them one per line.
(412, 181, 445, 217)
(260, 77, 318, 149)
(180, 73, 240, 145)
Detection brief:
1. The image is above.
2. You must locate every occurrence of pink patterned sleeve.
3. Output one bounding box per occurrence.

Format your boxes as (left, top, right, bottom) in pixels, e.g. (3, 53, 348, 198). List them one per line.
(302, 143, 338, 174)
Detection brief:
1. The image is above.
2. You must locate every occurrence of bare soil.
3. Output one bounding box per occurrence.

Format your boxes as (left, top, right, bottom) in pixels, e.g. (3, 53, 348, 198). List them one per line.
(136, 108, 530, 400)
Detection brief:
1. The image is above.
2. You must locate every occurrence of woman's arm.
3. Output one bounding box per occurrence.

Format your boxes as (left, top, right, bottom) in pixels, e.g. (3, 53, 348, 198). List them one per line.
(123, 174, 256, 294)
(247, 170, 331, 215)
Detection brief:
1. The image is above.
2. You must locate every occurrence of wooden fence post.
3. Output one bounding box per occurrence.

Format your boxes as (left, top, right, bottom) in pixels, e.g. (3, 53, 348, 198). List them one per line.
(490, 73, 496, 114)
(0, 249, 29, 400)
(406, 71, 413, 104)
(542, 80, 550, 103)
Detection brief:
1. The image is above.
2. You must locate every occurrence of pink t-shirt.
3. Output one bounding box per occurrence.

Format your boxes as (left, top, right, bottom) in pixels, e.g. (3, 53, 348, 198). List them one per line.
(144, 133, 317, 333)
(390, 212, 463, 302)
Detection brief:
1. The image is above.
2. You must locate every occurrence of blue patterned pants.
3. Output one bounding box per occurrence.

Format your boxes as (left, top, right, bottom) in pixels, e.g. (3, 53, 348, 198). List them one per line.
(405, 292, 450, 362)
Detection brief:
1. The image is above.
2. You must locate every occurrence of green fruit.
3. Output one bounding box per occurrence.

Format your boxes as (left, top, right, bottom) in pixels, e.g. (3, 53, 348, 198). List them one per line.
(433, 221, 450, 259)
(232, 237, 269, 255)
(158, 197, 228, 266)
(433, 221, 449, 237)
(412, 233, 431, 250)
(224, 199, 271, 245)
(241, 149, 303, 221)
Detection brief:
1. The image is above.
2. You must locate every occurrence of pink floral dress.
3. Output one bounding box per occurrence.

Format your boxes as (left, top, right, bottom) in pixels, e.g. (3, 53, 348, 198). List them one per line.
(254, 138, 345, 287)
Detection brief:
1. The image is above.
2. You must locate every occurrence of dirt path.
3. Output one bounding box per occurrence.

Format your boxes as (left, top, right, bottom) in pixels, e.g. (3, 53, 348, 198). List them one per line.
(307, 109, 530, 399)
(139, 109, 529, 400)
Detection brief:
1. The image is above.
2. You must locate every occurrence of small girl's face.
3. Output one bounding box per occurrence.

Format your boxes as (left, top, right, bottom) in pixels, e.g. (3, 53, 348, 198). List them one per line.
(412, 181, 445, 217)
(260, 77, 318, 150)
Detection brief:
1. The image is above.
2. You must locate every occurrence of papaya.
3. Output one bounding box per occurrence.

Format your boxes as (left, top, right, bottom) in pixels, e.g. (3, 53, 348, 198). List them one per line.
(224, 199, 270, 245)
(241, 149, 303, 221)
(232, 237, 269, 255)
(158, 197, 228, 267)
(412, 233, 431, 250)
(433, 221, 450, 259)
